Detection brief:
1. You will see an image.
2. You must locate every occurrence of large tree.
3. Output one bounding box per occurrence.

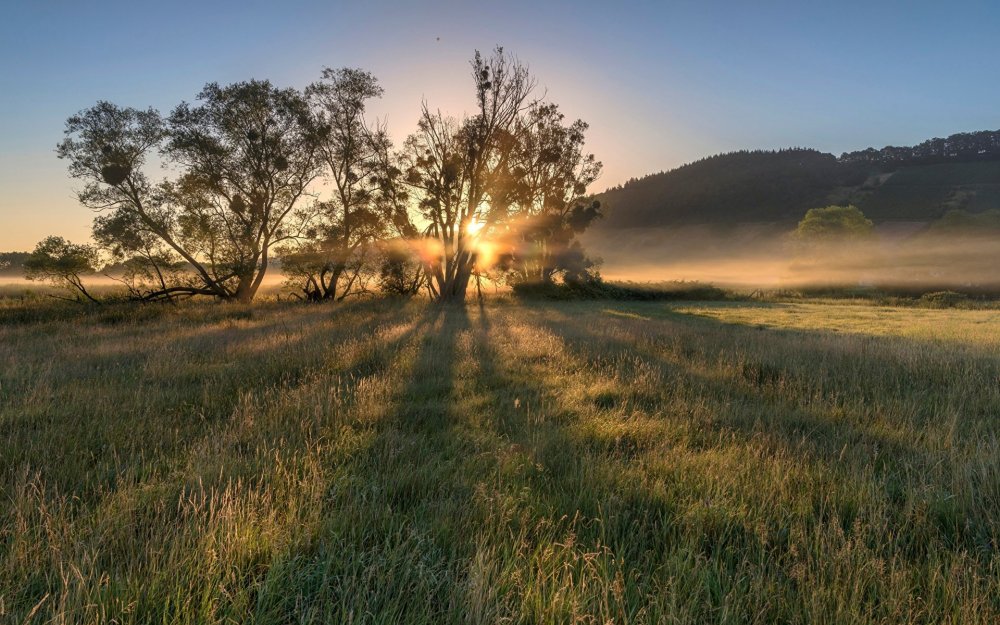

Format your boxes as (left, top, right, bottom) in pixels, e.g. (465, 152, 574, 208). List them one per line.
(398, 48, 603, 300)
(58, 81, 323, 302)
(280, 68, 388, 301)
(400, 48, 536, 301)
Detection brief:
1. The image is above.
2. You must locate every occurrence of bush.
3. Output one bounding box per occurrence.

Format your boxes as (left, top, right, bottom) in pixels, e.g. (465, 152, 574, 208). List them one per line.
(919, 291, 970, 308)
(793, 205, 873, 242)
(377, 246, 424, 296)
(512, 279, 729, 301)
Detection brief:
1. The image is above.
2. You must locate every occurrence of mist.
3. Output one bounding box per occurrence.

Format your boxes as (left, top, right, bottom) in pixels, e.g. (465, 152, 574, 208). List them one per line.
(584, 224, 1000, 291)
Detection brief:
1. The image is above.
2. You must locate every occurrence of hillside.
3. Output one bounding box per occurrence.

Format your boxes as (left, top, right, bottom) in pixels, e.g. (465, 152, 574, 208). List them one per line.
(853, 161, 1000, 220)
(594, 129, 1000, 229)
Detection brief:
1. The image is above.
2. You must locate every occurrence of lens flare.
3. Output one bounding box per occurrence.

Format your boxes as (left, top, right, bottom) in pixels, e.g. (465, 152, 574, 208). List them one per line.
(466, 219, 485, 237)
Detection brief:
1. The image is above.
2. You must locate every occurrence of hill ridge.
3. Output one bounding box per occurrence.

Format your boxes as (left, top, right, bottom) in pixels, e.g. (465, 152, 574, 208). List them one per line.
(594, 128, 1000, 229)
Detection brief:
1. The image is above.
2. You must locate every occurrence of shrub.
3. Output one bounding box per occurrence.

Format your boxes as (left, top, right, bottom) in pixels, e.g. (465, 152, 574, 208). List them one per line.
(512, 278, 728, 301)
(919, 291, 969, 308)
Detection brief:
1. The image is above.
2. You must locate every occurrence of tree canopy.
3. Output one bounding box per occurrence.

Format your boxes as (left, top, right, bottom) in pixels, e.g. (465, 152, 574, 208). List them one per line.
(57, 82, 323, 302)
(50, 48, 603, 303)
(793, 205, 874, 242)
(23, 236, 101, 303)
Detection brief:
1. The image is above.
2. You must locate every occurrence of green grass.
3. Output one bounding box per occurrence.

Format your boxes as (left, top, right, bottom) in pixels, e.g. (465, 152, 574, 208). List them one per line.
(675, 300, 1000, 345)
(1, 297, 998, 623)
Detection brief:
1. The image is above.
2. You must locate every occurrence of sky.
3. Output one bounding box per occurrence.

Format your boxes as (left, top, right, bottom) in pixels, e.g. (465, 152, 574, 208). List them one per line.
(1, 0, 999, 250)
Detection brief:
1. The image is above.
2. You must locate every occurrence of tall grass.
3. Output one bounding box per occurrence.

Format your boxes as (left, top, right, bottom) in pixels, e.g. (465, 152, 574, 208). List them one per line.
(1, 297, 997, 623)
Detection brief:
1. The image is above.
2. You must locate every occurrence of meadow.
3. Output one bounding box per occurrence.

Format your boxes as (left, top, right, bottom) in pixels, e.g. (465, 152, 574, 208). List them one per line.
(1, 295, 998, 624)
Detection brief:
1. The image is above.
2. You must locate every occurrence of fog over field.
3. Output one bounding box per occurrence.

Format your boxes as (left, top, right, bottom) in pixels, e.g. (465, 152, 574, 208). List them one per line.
(6, 231, 999, 295)
(585, 226, 1000, 289)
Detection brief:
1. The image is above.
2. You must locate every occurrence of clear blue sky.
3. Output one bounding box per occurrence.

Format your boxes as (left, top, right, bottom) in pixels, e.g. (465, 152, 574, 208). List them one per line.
(2, 0, 999, 249)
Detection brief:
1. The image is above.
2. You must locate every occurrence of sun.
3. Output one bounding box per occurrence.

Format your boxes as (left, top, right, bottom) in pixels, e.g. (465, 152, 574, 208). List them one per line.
(465, 218, 485, 237)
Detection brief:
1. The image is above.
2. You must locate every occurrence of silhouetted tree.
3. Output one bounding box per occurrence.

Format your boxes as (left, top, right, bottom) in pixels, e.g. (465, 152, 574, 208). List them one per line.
(401, 47, 537, 301)
(280, 68, 387, 301)
(59, 49, 606, 303)
(92, 209, 190, 299)
(58, 81, 323, 303)
(0, 252, 29, 274)
(164, 81, 323, 301)
(24, 236, 101, 303)
(840, 129, 1000, 166)
(376, 242, 425, 296)
(492, 102, 603, 284)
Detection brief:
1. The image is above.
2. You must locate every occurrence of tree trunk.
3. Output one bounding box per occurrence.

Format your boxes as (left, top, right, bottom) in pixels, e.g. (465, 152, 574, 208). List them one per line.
(234, 272, 256, 303)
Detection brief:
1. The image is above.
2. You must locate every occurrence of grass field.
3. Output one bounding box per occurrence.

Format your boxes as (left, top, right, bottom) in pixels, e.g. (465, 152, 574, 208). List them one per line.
(1, 297, 998, 623)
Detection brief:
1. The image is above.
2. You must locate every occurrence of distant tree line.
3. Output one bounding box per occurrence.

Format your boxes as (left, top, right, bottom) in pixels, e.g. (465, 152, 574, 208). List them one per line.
(37, 47, 603, 303)
(0, 252, 30, 275)
(839, 130, 1000, 167)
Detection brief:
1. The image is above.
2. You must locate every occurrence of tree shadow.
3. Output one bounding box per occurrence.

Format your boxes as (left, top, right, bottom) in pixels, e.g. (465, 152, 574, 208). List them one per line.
(1, 298, 421, 493)
(520, 302, 996, 561)
(10, 298, 995, 622)
(4, 299, 450, 623)
(248, 303, 492, 620)
(528, 302, 932, 465)
(453, 303, 777, 620)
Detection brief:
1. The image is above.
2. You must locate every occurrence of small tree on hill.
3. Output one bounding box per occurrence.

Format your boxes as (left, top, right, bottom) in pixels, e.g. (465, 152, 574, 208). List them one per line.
(794, 205, 873, 242)
(790, 205, 876, 285)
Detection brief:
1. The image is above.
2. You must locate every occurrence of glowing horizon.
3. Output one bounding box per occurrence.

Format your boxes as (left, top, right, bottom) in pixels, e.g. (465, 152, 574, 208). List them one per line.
(3, 1, 1000, 251)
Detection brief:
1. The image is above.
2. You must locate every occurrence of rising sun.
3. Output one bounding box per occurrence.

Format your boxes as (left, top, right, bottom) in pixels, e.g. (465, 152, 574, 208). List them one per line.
(465, 218, 485, 237)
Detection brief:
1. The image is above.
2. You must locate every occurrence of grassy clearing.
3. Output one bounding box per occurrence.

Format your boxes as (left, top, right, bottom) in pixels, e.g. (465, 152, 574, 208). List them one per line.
(1, 297, 998, 623)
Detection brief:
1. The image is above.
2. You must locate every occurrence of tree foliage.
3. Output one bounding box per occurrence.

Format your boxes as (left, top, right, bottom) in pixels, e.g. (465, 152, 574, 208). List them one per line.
(398, 48, 539, 300)
(0, 251, 29, 275)
(57, 81, 322, 302)
(597, 149, 859, 228)
(23, 236, 101, 303)
(52, 49, 604, 303)
(491, 102, 603, 285)
(794, 205, 874, 242)
(280, 68, 388, 301)
(398, 47, 603, 300)
(596, 129, 1000, 232)
(927, 208, 1000, 236)
(840, 129, 1000, 167)
(376, 242, 425, 296)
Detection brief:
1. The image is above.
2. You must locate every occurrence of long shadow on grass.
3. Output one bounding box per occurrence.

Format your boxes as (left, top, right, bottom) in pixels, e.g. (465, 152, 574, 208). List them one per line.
(251, 304, 499, 622)
(463, 304, 788, 621)
(3, 300, 442, 624)
(523, 302, 997, 561)
(530, 303, 926, 465)
(1, 298, 419, 499)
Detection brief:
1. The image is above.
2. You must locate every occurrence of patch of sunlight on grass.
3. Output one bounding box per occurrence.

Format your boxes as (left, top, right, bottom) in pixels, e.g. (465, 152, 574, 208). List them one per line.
(602, 308, 652, 321)
(673, 301, 1000, 346)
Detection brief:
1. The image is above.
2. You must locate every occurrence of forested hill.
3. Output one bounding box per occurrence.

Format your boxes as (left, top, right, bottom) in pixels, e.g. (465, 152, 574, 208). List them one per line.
(596, 129, 1000, 228)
